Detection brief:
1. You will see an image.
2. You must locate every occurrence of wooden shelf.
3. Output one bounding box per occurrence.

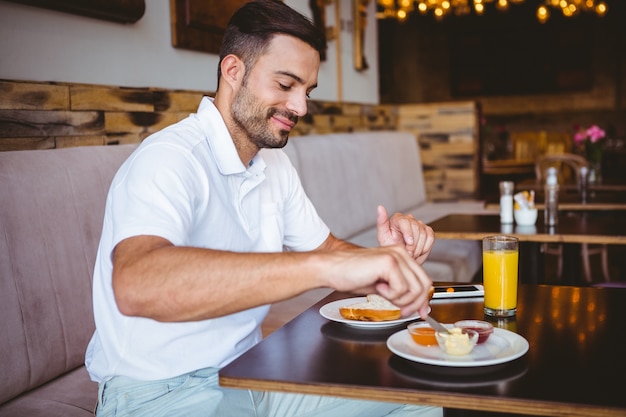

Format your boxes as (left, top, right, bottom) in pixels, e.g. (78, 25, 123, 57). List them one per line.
(482, 158, 535, 175)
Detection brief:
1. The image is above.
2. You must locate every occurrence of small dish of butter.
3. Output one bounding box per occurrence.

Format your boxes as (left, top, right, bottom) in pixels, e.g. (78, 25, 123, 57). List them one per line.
(435, 327, 478, 355)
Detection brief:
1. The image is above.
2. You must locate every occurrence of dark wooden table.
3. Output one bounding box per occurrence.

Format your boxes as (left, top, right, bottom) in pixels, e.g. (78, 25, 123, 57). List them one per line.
(517, 178, 626, 193)
(220, 285, 626, 417)
(484, 188, 626, 211)
(427, 213, 626, 283)
(428, 213, 626, 245)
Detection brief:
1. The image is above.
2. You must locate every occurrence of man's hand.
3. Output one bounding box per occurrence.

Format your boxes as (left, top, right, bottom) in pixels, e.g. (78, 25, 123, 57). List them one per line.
(326, 245, 433, 318)
(376, 205, 434, 264)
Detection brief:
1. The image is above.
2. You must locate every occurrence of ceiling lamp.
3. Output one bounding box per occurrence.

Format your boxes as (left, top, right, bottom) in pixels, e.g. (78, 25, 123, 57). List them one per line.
(376, 0, 525, 21)
(536, 0, 608, 23)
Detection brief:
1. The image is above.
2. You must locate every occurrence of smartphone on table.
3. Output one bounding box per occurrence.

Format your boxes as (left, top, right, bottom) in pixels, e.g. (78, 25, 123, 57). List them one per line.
(432, 284, 484, 299)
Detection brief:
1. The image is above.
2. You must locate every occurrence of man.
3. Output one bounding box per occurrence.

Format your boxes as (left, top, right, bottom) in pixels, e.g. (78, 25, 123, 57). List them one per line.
(85, 1, 440, 416)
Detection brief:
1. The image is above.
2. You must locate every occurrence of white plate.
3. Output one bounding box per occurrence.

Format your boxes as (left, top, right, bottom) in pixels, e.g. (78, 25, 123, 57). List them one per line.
(387, 327, 529, 367)
(319, 297, 427, 329)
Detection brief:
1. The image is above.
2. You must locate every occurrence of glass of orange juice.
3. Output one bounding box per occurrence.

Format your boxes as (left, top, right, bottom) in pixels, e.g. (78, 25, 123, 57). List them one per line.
(483, 235, 519, 317)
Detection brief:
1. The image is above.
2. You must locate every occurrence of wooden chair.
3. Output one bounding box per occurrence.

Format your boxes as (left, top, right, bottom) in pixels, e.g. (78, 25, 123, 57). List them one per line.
(535, 153, 610, 283)
(535, 153, 588, 185)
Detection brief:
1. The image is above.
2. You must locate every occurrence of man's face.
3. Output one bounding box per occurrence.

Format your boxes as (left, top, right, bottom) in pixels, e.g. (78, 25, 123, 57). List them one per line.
(230, 35, 320, 149)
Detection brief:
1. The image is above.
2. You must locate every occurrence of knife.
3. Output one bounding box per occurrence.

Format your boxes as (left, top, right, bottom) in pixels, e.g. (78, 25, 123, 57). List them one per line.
(423, 314, 451, 334)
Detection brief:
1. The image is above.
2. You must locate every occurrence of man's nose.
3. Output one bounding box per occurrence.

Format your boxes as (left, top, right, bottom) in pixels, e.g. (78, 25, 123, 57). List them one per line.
(286, 92, 308, 117)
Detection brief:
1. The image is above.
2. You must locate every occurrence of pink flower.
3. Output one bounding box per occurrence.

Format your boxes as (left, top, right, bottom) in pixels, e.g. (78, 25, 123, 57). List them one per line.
(573, 131, 587, 144)
(586, 125, 605, 143)
(573, 124, 606, 144)
(573, 124, 605, 165)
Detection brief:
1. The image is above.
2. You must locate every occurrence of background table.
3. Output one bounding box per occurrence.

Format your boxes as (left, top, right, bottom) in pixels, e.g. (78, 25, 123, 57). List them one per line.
(427, 213, 626, 245)
(484, 188, 626, 211)
(428, 213, 626, 283)
(516, 178, 626, 193)
(220, 286, 626, 417)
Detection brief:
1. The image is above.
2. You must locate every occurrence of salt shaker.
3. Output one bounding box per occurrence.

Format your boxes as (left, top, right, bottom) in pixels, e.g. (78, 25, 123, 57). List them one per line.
(499, 181, 514, 224)
(544, 167, 559, 226)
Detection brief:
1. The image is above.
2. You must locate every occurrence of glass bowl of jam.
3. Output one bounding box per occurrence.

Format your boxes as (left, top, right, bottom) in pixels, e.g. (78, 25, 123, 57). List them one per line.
(454, 320, 494, 344)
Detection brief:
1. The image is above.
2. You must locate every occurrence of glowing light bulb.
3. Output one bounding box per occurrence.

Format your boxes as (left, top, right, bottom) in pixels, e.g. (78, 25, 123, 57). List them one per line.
(537, 5, 549, 22)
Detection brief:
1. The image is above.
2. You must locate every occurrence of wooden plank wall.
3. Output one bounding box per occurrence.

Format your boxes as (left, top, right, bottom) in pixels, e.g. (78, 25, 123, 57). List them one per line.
(0, 79, 478, 200)
(0, 80, 203, 150)
(397, 102, 479, 201)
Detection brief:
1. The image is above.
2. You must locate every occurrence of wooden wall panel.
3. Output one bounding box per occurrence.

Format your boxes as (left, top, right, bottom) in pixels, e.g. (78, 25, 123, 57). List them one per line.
(0, 136, 55, 151)
(104, 112, 182, 134)
(397, 101, 479, 200)
(71, 87, 155, 112)
(56, 135, 108, 148)
(0, 81, 69, 110)
(157, 92, 204, 113)
(0, 79, 479, 201)
(0, 109, 103, 137)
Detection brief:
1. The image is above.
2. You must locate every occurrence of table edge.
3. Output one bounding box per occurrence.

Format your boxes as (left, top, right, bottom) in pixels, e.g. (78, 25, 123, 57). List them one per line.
(219, 375, 624, 417)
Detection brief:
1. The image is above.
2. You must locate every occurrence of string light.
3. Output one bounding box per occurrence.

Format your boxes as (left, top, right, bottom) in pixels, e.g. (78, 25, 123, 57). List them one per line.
(376, 0, 523, 21)
(376, 0, 608, 22)
(536, 0, 608, 23)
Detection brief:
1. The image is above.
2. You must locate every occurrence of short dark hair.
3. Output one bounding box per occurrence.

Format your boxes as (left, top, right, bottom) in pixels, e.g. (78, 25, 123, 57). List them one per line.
(217, 0, 327, 86)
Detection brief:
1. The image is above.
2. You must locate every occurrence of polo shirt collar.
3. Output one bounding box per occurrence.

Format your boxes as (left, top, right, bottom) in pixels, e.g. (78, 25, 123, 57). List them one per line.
(196, 96, 265, 176)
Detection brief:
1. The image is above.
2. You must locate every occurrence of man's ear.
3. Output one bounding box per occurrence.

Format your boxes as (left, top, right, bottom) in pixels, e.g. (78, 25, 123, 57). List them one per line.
(220, 55, 244, 90)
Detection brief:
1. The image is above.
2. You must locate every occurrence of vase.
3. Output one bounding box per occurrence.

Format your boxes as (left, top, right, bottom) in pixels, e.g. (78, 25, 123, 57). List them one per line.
(588, 161, 602, 184)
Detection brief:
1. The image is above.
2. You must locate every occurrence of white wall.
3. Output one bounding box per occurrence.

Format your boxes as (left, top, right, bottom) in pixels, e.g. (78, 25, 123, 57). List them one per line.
(0, 0, 379, 104)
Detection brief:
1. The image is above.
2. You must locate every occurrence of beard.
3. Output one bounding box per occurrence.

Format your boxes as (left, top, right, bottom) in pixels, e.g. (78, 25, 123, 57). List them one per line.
(230, 81, 298, 150)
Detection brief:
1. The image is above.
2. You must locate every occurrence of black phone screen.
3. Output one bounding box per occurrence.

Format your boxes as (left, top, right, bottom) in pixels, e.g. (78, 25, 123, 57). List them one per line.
(434, 285, 480, 293)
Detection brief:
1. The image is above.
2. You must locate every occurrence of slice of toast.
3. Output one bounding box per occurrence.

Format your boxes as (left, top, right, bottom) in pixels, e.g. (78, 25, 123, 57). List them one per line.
(339, 294, 401, 322)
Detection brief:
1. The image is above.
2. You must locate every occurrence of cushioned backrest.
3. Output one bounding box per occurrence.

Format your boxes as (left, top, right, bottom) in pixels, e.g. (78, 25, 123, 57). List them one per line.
(0, 144, 137, 405)
(285, 132, 426, 240)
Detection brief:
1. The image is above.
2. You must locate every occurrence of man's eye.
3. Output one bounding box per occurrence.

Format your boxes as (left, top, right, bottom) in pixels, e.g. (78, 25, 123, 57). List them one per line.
(279, 83, 291, 91)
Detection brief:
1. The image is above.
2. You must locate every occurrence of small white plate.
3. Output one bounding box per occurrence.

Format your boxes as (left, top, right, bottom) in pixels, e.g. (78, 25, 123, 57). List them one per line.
(387, 327, 529, 367)
(319, 297, 427, 329)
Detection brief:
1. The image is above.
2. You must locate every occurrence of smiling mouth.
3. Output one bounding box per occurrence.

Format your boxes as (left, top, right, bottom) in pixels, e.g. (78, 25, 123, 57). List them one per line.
(269, 108, 298, 131)
(272, 116, 297, 132)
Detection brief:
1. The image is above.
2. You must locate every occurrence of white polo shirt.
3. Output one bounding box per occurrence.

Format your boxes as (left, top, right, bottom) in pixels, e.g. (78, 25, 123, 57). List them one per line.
(85, 97, 330, 382)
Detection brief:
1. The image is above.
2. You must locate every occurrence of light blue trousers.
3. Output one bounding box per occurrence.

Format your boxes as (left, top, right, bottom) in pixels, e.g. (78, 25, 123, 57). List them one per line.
(96, 367, 442, 417)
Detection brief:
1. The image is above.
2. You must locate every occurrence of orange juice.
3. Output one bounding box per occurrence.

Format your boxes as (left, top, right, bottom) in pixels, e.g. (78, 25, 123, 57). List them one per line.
(483, 249, 518, 311)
